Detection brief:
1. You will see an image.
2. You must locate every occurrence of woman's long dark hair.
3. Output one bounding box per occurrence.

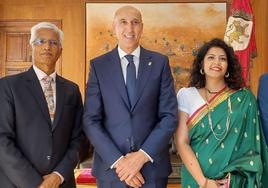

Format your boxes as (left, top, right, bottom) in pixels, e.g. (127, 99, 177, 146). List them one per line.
(189, 38, 244, 90)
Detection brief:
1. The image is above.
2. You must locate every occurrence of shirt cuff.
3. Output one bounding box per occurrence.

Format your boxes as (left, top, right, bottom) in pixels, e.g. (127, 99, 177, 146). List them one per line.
(110, 156, 124, 169)
(139, 149, 153, 163)
(53, 171, 64, 184)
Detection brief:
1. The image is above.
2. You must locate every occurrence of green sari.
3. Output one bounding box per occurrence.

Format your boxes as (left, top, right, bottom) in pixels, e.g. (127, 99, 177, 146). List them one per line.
(181, 88, 268, 188)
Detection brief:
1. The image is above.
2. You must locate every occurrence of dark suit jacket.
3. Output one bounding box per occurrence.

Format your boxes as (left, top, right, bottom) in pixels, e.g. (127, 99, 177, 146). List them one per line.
(83, 47, 178, 181)
(0, 67, 83, 188)
(258, 73, 268, 145)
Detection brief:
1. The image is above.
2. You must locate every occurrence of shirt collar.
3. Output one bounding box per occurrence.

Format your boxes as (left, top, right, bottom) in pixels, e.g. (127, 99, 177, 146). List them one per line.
(117, 46, 140, 60)
(33, 65, 56, 82)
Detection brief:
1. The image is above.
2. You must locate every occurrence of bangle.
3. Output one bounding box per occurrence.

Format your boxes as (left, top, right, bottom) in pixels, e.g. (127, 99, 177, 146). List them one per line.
(202, 178, 208, 188)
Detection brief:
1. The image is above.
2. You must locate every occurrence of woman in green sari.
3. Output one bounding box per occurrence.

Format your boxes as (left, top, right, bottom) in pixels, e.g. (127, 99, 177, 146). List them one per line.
(175, 38, 268, 188)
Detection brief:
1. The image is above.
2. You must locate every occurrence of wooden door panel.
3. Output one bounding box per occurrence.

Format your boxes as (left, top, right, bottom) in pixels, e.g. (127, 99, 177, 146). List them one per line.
(6, 33, 26, 62)
(0, 20, 62, 78)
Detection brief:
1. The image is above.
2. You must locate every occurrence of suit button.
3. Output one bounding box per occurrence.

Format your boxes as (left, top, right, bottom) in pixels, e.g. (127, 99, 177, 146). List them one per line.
(46, 155, 51, 160)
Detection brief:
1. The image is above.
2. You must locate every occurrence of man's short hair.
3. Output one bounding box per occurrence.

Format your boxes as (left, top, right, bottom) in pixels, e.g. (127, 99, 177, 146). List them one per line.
(30, 22, 64, 46)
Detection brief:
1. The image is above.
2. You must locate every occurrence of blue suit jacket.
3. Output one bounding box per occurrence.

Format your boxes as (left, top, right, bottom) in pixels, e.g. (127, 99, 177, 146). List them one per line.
(258, 73, 268, 145)
(83, 47, 178, 181)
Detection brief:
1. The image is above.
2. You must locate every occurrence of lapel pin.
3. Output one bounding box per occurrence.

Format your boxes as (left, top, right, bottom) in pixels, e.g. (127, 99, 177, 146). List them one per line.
(148, 62, 152, 66)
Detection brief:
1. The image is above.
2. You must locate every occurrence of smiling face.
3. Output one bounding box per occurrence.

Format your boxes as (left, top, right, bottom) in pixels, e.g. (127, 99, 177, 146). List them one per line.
(32, 28, 62, 74)
(203, 47, 228, 81)
(113, 6, 143, 53)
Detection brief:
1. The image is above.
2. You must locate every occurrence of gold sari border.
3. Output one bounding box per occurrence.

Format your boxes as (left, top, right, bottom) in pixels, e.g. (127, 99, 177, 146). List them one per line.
(187, 87, 235, 130)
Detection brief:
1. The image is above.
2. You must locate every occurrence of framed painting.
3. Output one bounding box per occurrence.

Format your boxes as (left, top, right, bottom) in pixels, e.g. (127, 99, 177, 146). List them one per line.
(86, 0, 230, 92)
(85, 1, 230, 182)
(86, 0, 230, 91)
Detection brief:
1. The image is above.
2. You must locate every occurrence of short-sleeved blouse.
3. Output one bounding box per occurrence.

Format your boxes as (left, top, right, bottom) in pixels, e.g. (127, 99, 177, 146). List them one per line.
(176, 87, 206, 117)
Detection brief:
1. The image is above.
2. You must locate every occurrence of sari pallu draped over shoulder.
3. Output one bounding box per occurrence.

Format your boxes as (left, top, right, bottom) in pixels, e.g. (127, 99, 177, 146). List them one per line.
(181, 87, 268, 188)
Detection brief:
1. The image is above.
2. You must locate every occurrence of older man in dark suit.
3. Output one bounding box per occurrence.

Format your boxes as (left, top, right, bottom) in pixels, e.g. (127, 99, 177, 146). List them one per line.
(83, 6, 178, 188)
(0, 22, 83, 188)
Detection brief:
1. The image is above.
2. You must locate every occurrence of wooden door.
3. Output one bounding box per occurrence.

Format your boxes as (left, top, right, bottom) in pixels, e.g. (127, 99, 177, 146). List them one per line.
(0, 20, 62, 78)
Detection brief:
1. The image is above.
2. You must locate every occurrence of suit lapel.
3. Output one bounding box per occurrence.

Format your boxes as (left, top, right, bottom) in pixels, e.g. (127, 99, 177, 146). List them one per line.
(52, 75, 65, 130)
(131, 47, 153, 110)
(25, 67, 52, 125)
(108, 48, 130, 109)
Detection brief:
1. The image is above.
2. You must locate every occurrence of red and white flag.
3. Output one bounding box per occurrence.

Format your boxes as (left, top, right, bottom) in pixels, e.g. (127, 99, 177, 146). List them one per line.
(224, 0, 257, 85)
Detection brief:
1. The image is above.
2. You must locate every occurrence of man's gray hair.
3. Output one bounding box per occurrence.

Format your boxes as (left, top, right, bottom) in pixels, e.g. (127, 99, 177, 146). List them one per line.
(30, 22, 64, 46)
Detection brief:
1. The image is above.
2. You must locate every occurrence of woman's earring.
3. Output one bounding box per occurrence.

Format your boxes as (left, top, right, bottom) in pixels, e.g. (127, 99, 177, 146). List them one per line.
(200, 68, 204, 75)
(225, 72, 230, 78)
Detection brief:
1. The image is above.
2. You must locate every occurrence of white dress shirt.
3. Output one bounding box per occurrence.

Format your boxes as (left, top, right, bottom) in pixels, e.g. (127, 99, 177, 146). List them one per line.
(117, 46, 140, 82)
(33, 65, 56, 111)
(32, 65, 64, 184)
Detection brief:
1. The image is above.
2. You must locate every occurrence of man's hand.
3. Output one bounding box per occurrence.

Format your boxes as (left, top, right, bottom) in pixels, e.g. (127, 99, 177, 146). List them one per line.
(38, 173, 61, 188)
(124, 172, 145, 188)
(115, 150, 149, 182)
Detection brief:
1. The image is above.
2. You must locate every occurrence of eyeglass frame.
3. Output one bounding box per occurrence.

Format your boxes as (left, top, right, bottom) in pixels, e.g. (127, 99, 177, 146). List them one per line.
(32, 38, 61, 47)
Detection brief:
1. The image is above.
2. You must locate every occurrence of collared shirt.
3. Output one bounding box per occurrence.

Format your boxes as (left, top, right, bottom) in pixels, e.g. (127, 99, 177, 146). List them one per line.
(111, 46, 153, 169)
(33, 65, 56, 112)
(32, 65, 64, 184)
(117, 46, 140, 83)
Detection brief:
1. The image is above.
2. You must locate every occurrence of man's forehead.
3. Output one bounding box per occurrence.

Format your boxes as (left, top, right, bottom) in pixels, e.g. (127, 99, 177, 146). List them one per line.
(117, 15, 141, 21)
(36, 28, 59, 38)
(114, 7, 142, 21)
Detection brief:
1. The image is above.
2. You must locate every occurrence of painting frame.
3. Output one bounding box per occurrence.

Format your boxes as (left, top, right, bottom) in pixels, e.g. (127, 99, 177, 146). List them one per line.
(85, 0, 231, 92)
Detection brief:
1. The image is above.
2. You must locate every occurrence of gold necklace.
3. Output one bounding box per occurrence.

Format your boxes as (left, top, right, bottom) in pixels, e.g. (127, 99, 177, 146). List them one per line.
(205, 86, 226, 94)
(205, 89, 232, 141)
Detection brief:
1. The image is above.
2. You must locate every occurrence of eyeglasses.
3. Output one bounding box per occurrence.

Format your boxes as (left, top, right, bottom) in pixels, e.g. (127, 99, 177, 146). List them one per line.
(33, 38, 61, 47)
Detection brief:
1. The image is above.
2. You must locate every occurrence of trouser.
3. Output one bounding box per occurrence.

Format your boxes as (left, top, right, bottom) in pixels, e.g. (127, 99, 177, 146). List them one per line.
(96, 178, 168, 188)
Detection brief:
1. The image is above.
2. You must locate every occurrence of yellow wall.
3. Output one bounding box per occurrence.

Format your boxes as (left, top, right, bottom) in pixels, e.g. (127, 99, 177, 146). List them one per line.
(250, 0, 268, 94)
(0, 0, 267, 96)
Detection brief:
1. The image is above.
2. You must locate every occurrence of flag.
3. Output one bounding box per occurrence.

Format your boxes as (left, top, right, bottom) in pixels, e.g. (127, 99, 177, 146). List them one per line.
(224, 0, 257, 85)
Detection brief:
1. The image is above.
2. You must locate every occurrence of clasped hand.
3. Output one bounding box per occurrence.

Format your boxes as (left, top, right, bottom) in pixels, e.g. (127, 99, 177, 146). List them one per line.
(205, 178, 229, 188)
(115, 151, 149, 187)
(38, 173, 61, 188)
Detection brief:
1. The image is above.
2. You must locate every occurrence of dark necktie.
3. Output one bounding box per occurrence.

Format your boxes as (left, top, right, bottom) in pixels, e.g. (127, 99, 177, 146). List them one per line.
(125, 55, 136, 108)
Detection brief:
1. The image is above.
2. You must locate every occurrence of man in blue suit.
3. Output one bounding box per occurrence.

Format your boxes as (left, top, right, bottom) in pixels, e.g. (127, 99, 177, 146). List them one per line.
(258, 73, 268, 145)
(83, 5, 178, 188)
